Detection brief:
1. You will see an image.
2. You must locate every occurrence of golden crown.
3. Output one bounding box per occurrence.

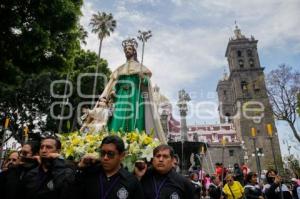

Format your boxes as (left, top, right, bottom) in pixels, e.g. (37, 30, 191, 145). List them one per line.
(122, 38, 138, 49)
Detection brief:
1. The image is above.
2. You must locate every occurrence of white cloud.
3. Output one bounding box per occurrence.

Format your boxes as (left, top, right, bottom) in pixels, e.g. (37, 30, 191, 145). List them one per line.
(80, 0, 300, 103)
(80, 1, 230, 98)
(145, 27, 228, 94)
(168, 0, 300, 52)
(170, 0, 182, 6)
(78, 0, 300, 157)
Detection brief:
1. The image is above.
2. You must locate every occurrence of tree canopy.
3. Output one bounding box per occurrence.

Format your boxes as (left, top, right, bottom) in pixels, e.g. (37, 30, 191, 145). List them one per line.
(266, 64, 300, 142)
(0, 1, 111, 142)
(89, 12, 116, 108)
(0, 0, 83, 85)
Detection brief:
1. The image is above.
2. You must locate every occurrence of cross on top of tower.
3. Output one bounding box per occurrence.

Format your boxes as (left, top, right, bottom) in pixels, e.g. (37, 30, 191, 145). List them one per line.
(233, 21, 245, 39)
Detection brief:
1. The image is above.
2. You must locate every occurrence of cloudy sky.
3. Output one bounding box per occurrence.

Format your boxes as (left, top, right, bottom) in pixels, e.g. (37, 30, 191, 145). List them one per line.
(79, 0, 300, 156)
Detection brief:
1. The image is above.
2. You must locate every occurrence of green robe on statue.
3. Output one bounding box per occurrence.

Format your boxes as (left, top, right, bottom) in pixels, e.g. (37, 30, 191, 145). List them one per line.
(108, 74, 147, 132)
(89, 59, 166, 143)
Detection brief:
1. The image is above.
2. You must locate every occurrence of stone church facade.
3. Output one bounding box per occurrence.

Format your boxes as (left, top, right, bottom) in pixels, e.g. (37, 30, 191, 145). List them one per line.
(217, 26, 283, 172)
(157, 26, 283, 173)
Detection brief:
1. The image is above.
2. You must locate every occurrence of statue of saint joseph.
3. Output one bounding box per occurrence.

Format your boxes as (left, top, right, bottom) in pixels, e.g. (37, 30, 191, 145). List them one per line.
(81, 38, 166, 143)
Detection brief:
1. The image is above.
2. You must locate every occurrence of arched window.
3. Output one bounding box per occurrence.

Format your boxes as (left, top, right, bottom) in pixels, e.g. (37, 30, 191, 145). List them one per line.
(229, 149, 234, 156)
(237, 50, 242, 57)
(225, 113, 231, 123)
(249, 59, 255, 67)
(241, 81, 248, 91)
(238, 59, 244, 68)
(223, 90, 227, 99)
(247, 49, 253, 57)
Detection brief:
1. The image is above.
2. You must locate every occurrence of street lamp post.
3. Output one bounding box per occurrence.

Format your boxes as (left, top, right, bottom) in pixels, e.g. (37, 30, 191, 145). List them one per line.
(257, 148, 264, 171)
(266, 125, 284, 199)
(221, 137, 226, 183)
(266, 124, 278, 172)
(241, 140, 248, 164)
(244, 155, 249, 163)
(177, 89, 190, 174)
(195, 146, 205, 196)
(251, 127, 261, 182)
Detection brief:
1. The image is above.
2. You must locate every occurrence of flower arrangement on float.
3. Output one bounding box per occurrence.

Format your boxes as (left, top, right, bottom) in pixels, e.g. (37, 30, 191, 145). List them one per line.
(58, 130, 161, 171)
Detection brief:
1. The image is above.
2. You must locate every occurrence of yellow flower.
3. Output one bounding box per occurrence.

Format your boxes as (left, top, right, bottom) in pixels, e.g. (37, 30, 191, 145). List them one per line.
(65, 146, 75, 158)
(128, 141, 140, 154)
(59, 130, 162, 163)
(127, 132, 139, 143)
(71, 137, 81, 146)
(142, 136, 153, 145)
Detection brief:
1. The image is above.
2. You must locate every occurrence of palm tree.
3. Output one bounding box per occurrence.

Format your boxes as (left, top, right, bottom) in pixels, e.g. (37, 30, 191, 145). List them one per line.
(90, 12, 116, 105)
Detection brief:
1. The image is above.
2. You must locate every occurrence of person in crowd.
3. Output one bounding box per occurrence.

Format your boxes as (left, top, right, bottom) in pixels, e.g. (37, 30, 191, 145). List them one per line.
(0, 151, 20, 199)
(215, 162, 227, 184)
(0, 142, 40, 199)
(260, 170, 267, 182)
(263, 169, 292, 199)
(0, 151, 20, 197)
(242, 163, 250, 183)
(208, 175, 223, 199)
(22, 136, 74, 199)
(291, 178, 300, 199)
(244, 172, 264, 199)
(1, 151, 19, 172)
(134, 144, 195, 199)
(173, 154, 180, 173)
(292, 177, 300, 186)
(65, 135, 144, 199)
(215, 163, 222, 176)
(190, 172, 202, 199)
(223, 174, 244, 199)
(204, 173, 212, 192)
(233, 163, 244, 185)
(198, 167, 206, 183)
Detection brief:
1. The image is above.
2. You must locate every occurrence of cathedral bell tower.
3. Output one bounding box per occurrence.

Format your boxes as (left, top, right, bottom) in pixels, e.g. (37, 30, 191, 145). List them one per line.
(217, 25, 283, 172)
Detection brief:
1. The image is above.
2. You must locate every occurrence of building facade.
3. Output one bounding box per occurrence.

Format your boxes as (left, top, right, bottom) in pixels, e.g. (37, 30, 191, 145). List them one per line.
(157, 26, 283, 173)
(217, 26, 283, 172)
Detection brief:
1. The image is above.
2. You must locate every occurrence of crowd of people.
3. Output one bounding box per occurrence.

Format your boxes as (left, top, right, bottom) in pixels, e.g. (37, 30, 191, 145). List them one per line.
(0, 135, 299, 199)
(184, 162, 299, 199)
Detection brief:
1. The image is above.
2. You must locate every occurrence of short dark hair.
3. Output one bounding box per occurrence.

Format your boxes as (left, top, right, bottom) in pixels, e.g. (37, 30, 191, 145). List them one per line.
(246, 172, 257, 183)
(266, 169, 277, 175)
(211, 175, 218, 181)
(41, 136, 61, 150)
(266, 169, 278, 183)
(23, 141, 40, 155)
(174, 154, 179, 161)
(190, 172, 198, 178)
(153, 144, 174, 158)
(100, 135, 125, 153)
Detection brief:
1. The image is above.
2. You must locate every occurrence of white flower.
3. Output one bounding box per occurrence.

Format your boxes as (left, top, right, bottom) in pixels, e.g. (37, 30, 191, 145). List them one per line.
(140, 145, 154, 162)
